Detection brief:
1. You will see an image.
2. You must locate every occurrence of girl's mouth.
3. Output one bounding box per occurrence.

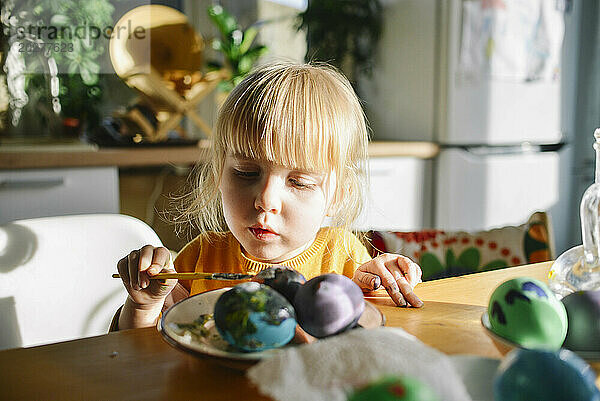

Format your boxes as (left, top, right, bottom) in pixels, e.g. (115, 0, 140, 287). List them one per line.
(249, 227, 279, 241)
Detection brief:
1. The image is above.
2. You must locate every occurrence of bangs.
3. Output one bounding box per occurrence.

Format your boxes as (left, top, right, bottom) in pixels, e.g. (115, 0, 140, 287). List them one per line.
(215, 64, 359, 173)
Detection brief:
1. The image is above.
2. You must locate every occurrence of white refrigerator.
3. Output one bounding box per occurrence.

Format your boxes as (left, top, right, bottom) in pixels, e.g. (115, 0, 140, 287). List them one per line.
(361, 0, 573, 253)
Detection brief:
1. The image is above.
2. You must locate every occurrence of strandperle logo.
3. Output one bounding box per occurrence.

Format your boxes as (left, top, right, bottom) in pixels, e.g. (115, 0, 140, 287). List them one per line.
(2, 8, 152, 75)
(7, 19, 147, 42)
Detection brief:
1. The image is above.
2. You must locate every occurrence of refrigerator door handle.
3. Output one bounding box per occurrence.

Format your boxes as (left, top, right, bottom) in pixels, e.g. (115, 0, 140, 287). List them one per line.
(441, 142, 566, 156)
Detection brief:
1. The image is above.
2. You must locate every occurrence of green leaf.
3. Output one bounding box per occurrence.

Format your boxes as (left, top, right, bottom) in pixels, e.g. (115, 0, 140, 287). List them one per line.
(239, 27, 258, 55)
(82, 59, 100, 74)
(481, 259, 508, 271)
(80, 37, 94, 51)
(50, 15, 70, 26)
(237, 55, 254, 75)
(79, 67, 98, 86)
(68, 61, 79, 75)
(457, 247, 480, 270)
(246, 45, 268, 57)
(228, 45, 240, 63)
(419, 253, 445, 280)
(445, 249, 456, 269)
(207, 5, 239, 38)
(217, 80, 235, 92)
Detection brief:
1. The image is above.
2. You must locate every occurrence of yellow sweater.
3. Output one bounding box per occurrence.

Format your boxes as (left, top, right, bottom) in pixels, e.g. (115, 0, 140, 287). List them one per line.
(174, 227, 371, 295)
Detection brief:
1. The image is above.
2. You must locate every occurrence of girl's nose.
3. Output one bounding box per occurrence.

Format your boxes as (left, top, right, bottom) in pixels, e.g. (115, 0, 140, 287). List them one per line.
(254, 176, 282, 213)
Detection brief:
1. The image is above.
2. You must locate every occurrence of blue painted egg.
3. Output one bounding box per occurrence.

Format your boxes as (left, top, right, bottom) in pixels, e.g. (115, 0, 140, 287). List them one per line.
(213, 282, 296, 352)
(494, 348, 600, 401)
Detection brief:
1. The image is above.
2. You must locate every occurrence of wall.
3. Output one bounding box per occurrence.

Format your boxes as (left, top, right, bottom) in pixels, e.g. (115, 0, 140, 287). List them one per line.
(119, 167, 198, 251)
(359, 0, 438, 141)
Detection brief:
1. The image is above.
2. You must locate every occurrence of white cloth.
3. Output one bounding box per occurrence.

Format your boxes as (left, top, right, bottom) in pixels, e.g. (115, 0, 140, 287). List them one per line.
(246, 327, 473, 401)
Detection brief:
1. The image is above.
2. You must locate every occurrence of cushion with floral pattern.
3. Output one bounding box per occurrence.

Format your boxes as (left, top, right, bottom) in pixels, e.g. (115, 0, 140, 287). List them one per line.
(366, 212, 552, 281)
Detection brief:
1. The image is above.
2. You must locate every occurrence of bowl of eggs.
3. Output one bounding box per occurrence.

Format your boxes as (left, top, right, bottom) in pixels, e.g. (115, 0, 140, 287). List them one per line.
(159, 267, 384, 367)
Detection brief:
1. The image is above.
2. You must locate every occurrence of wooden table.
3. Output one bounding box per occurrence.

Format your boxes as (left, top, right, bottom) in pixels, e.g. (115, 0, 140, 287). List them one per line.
(0, 262, 595, 400)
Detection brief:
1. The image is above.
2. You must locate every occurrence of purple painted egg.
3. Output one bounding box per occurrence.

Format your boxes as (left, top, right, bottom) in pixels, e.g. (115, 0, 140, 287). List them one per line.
(293, 273, 365, 338)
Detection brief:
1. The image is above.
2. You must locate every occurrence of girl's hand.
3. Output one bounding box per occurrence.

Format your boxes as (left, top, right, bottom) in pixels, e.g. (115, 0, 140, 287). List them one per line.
(353, 253, 424, 307)
(116, 245, 177, 308)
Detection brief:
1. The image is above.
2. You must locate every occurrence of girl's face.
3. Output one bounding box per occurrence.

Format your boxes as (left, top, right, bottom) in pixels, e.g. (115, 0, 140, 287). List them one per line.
(219, 154, 336, 263)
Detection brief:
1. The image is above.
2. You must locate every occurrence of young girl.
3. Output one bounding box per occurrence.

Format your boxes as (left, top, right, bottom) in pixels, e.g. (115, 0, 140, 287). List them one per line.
(115, 62, 423, 331)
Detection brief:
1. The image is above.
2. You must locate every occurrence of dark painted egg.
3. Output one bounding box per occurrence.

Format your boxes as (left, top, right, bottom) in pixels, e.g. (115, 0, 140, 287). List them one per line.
(213, 282, 296, 352)
(348, 376, 439, 401)
(252, 266, 306, 303)
(494, 348, 600, 401)
(293, 273, 365, 338)
(561, 290, 600, 352)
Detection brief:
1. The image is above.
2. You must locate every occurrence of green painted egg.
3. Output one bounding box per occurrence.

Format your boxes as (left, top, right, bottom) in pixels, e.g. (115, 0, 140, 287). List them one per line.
(348, 376, 439, 401)
(488, 277, 567, 350)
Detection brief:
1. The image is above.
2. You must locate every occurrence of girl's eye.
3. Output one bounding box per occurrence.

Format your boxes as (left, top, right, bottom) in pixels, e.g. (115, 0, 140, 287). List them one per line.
(233, 169, 259, 178)
(289, 178, 314, 189)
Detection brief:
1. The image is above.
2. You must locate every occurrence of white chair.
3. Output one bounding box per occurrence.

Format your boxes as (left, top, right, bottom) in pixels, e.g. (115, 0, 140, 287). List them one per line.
(0, 214, 163, 350)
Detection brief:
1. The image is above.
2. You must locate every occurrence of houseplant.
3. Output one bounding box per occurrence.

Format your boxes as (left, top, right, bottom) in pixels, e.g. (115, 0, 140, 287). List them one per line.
(206, 4, 269, 94)
(1, 0, 115, 139)
(297, 0, 383, 90)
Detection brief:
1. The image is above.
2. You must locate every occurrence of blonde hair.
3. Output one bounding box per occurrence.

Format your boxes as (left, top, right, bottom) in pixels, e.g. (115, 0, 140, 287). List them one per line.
(175, 62, 370, 238)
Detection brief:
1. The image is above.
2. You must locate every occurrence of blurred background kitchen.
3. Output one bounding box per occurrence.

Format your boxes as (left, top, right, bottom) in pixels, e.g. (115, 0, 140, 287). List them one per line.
(1, 0, 598, 256)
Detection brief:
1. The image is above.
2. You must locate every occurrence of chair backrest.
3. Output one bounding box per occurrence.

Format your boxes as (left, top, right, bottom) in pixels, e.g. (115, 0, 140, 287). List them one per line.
(0, 214, 163, 350)
(365, 211, 554, 281)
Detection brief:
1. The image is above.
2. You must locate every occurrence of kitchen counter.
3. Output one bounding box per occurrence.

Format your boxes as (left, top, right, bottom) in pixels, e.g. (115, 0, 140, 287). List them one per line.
(0, 140, 439, 169)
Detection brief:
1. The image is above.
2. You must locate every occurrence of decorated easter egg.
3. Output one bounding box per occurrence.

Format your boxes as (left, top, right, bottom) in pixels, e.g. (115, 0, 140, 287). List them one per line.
(213, 282, 296, 352)
(294, 273, 364, 338)
(494, 348, 600, 401)
(561, 290, 600, 352)
(487, 277, 567, 350)
(252, 266, 306, 303)
(348, 376, 439, 401)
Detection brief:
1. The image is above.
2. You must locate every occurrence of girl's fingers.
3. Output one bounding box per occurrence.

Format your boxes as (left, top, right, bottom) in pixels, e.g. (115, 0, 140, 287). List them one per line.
(395, 275, 424, 308)
(117, 256, 130, 288)
(359, 257, 406, 306)
(127, 250, 141, 290)
(353, 270, 382, 292)
(395, 256, 422, 288)
(358, 254, 424, 307)
(148, 249, 177, 295)
(385, 257, 423, 308)
(138, 245, 156, 289)
(138, 246, 171, 289)
(149, 247, 172, 275)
